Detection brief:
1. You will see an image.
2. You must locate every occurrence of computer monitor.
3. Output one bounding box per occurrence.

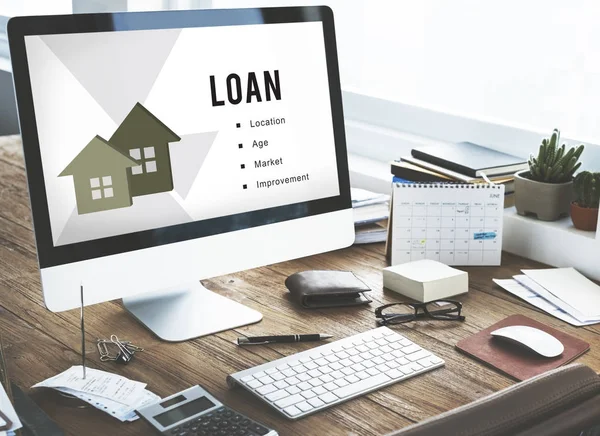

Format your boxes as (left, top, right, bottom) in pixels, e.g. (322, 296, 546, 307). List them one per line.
(8, 6, 353, 341)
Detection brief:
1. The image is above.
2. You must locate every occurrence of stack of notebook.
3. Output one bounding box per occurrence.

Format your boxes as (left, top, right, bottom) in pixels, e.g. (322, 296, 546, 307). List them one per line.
(351, 188, 389, 244)
(391, 142, 527, 208)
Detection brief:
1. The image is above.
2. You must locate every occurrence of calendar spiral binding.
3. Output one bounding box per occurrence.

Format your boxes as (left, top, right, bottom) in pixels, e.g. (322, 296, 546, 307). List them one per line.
(394, 182, 502, 189)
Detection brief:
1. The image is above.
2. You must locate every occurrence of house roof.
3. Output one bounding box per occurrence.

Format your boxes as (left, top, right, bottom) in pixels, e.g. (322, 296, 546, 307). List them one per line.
(59, 135, 139, 177)
(109, 102, 181, 152)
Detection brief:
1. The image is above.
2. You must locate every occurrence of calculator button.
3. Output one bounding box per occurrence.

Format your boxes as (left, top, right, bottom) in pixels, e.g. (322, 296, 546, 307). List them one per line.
(249, 423, 270, 435)
(240, 418, 251, 426)
(171, 428, 180, 434)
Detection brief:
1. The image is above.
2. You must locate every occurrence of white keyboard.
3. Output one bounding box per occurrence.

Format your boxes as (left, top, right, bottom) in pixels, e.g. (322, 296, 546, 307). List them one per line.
(227, 326, 444, 419)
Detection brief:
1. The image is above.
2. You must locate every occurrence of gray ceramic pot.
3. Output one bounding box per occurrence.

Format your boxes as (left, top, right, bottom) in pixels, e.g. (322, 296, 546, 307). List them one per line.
(514, 170, 573, 221)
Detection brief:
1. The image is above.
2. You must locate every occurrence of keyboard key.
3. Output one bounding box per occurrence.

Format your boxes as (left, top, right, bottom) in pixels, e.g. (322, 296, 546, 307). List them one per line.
(431, 356, 443, 364)
(372, 356, 385, 365)
(399, 364, 414, 375)
(382, 329, 394, 336)
(275, 394, 304, 408)
(297, 381, 312, 391)
(319, 392, 338, 404)
(336, 351, 350, 359)
(372, 332, 384, 339)
(407, 350, 431, 362)
(297, 373, 311, 382)
(296, 401, 313, 412)
(282, 369, 296, 377)
(308, 378, 323, 387)
(266, 390, 289, 402)
(333, 373, 391, 398)
(345, 375, 360, 384)
(387, 360, 399, 369)
(313, 386, 327, 395)
(370, 349, 383, 357)
(309, 353, 322, 360)
(376, 363, 391, 372)
(418, 357, 433, 368)
(301, 389, 316, 399)
(246, 379, 262, 389)
(388, 369, 404, 379)
(392, 350, 405, 358)
(320, 374, 334, 383)
(299, 357, 311, 364)
(380, 345, 393, 353)
(339, 359, 353, 367)
(331, 346, 344, 353)
(283, 405, 302, 417)
(362, 360, 375, 369)
(329, 362, 343, 371)
(400, 339, 412, 346)
(258, 376, 275, 385)
(295, 364, 309, 373)
(286, 386, 301, 395)
(274, 381, 289, 389)
(265, 367, 278, 374)
(356, 345, 369, 353)
(276, 364, 290, 371)
(321, 349, 333, 356)
(323, 382, 338, 391)
(352, 339, 365, 346)
(356, 371, 371, 380)
(346, 348, 360, 356)
(350, 355, 364, 364)
(351, 363, 366, 372)
(257, 384, 277, 395)
(287, 376, 300, 385)
(253, 371, 266, 379)
(341, 367, 355, 376)
(314, 358, 328, 366)
(360, 351, 375, 360)
(389, 342, 403, 350)
(325, 355, 339, 363)
(396, 357, 409, 366)
(240, 375, 254, 383)
(342, 343, 354, 349)
(382, 354, 396, 362)
(320, 366, 333, 374)
(331, 370, 345, 379)
(376, 339, 388, 346)
(307, 398, 325, 408)
(289, 360, 302, 367)
(409, 362, 424, 371)
(307, 369, 322, 378)
(366, 367, 380, 376)
(271, 372, 285, 381)
(334, 379, 349, 387)
(402, 344, 421, 354)
(304, 362, 318, 370)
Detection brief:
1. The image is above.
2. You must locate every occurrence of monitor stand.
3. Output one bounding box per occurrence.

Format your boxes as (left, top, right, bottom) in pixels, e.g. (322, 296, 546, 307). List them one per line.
(122, 281, 263, 342)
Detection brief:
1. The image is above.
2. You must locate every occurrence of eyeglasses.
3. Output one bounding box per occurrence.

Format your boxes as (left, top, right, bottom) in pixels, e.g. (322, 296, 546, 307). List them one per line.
(375, 300, 465, 325)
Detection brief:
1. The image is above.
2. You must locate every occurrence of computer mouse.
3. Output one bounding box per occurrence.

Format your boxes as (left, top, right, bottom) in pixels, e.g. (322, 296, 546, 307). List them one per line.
(490, 325, 564, 358)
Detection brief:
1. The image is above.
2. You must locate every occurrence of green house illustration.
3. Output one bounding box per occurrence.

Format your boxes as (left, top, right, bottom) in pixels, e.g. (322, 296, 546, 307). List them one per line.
(109, 102, 181, 197)
(59, 135, 139, 215)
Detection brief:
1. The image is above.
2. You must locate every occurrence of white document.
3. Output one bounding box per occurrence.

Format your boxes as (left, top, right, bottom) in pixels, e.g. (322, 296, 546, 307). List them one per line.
(32, 366, 147, 406)
(56, 387, 159, 422)
(493, 278, 599, 327)
(0, 382, 21, 432)
(522, 267, 600, 318)
(514, 275, 600, 324)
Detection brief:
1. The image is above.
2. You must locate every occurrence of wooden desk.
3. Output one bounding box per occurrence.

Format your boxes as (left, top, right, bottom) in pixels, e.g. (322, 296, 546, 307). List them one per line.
(0, 135, 598, 436)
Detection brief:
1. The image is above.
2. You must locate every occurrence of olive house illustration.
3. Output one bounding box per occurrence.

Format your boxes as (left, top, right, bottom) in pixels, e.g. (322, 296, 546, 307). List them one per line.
(60, 103, 181, 215)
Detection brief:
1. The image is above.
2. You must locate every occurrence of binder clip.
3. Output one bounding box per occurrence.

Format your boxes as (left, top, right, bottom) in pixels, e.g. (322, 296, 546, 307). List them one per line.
(96, 335, 144, 365)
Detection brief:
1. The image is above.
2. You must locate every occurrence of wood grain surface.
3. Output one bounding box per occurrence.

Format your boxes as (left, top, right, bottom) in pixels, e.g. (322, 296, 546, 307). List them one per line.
(0, 135, 598, 435)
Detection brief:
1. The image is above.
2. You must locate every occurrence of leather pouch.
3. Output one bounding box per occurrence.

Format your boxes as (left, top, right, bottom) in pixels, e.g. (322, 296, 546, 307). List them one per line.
(285, 270, 372, 308)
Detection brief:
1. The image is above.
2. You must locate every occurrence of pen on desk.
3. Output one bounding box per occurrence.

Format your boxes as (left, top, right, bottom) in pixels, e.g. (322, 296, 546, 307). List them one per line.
(237, 334, 333, 345)
(80, 284, 86, 379)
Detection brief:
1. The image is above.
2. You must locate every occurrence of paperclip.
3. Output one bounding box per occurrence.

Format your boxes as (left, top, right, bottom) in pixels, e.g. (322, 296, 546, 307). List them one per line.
(111, 335, 134, 364)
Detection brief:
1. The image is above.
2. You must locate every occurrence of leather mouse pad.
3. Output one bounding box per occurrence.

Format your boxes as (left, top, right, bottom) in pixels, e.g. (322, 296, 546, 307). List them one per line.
(456, 314, 589, 381)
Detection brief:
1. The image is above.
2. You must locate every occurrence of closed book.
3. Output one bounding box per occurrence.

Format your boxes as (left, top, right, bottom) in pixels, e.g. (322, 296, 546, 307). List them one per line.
(390, 161, 450, 182)
(382, 259, 468, 302)
(411, 142, 527, 177)
(353, 203, 389, 226)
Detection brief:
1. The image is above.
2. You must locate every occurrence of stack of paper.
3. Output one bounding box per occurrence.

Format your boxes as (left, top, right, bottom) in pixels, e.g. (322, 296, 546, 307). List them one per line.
(33, 366, 160, 422)
(494, 267, 600, 327)
(351, 188, 389, 244)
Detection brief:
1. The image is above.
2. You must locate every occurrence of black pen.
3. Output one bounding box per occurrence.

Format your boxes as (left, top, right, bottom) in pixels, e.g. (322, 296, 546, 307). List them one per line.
(237, 334, 333, 345)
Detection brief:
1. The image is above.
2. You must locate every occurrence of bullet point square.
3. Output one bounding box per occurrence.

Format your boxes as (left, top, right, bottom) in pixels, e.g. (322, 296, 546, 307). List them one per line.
(238, 143, 243, 149)
(243, 184, 247, 189)
(236, 123, 241, 128)
(241, 164, 245, 169)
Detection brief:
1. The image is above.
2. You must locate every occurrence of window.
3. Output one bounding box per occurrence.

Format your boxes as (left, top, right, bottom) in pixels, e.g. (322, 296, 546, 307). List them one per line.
(129, 147, 157, 175)
(90, 176, 113, 200)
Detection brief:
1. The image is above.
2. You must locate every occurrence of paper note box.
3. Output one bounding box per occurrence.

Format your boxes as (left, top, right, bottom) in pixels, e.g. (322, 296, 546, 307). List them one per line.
(383, 259, 468, 302)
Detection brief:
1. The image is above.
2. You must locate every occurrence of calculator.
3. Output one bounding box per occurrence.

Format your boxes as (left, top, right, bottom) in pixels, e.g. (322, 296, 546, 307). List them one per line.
(136, 385, 278, 436)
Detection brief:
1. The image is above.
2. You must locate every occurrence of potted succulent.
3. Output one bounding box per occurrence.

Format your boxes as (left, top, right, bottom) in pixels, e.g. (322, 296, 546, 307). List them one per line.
(571, 171, 600, 231)
(515, 129, 584, 221)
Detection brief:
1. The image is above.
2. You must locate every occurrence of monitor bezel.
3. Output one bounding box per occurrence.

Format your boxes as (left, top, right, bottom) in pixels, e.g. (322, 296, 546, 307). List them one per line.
(8, 6, 351, 269)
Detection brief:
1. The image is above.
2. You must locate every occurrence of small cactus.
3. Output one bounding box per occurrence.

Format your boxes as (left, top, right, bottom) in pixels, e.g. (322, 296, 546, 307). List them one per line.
(574, 171, 600, 209)
(528, 129, 584, 183)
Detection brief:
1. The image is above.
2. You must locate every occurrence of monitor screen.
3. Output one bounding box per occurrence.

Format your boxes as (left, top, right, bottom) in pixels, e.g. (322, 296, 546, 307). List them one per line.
(23, 21, 340, 247)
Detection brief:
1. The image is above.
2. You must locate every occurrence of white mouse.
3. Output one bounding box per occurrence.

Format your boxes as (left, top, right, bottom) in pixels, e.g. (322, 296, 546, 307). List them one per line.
(490, 325, 564, 358)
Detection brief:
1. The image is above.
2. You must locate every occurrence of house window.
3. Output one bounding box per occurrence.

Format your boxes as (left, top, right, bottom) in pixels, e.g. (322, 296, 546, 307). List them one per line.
(90, 176, 113, 200)
(129, 147, 157, 175)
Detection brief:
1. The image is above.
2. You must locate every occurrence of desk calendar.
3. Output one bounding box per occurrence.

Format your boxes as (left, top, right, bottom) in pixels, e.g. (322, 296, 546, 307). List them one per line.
(390, 183, 504, 266)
